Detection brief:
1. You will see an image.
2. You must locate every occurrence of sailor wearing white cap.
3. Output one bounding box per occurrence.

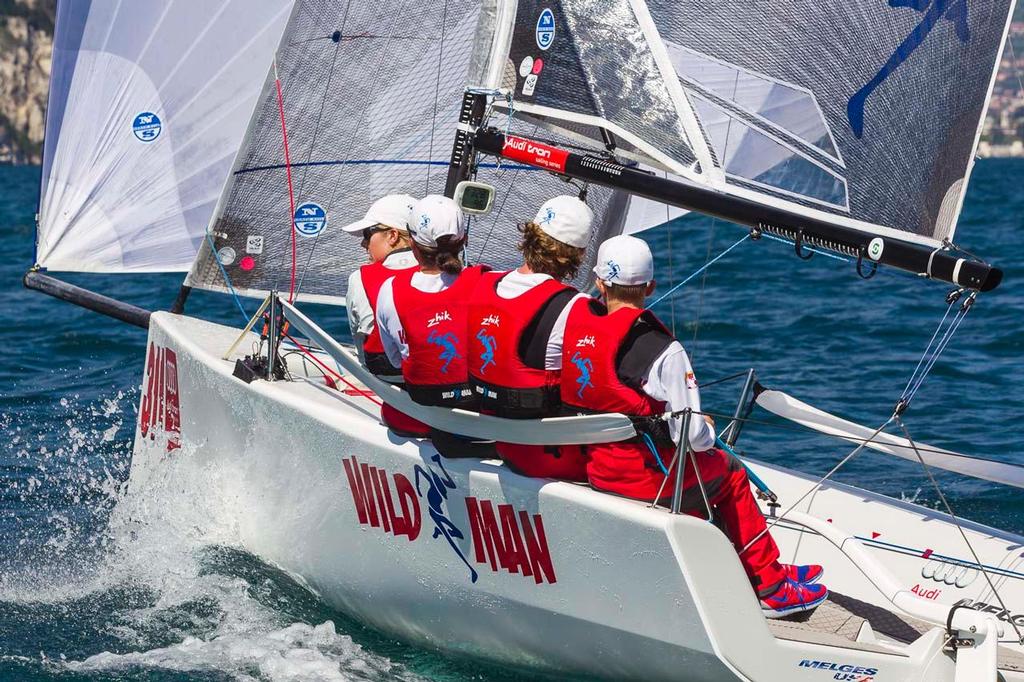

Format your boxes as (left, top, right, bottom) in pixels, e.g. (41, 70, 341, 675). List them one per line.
(465, 194, 595, 479)
(375, 195, 487, 411)
(343, 193, 428, 437)
(342, 194, 418, 373)
(562, 234, 828, 618)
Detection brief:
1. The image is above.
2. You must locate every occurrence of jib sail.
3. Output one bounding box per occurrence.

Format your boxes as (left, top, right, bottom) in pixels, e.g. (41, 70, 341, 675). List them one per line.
(35, 0, 292, 273)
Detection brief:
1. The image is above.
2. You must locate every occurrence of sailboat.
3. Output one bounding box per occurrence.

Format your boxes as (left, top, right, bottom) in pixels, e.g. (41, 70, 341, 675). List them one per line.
(23, 0, 1024, 680)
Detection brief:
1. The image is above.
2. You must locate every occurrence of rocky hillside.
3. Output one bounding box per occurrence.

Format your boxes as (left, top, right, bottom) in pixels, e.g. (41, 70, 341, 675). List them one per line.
(0, 0, 53, 164)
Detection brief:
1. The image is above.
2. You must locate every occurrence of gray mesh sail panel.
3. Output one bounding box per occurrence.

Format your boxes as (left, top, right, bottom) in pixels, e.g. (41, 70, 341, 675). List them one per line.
(187, 0, 629, 303)
(505, 0, 697, 170)
(187, 0, 480, 303)
(646, 0, 1013, 242)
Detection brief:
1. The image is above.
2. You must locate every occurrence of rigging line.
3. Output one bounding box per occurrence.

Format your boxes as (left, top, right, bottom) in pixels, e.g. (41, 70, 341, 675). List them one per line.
(691, 220, 718, 359)
(472, 120, 541, 262)
(667, 212, 677, 335)
(273, 56, 299, 304)
(738, 413, 897, 555)
(293, 33, 347, 298)
(205, 233, 251, 324)
(281, 331, 383, 405)
(425, 0, 451, 193)
(697, 369, 751, 389)
(904, 295, 974, 404)
(900, 294, 959, 401)
(234, 159, 536, 175)
(896, 417, 1024, 644)
(650, 232, 750, 306)
(759, 233, 849, 262)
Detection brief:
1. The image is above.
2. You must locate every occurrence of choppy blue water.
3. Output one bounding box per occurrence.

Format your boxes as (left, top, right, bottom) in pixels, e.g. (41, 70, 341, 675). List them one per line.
(1, 160, 1022, 680)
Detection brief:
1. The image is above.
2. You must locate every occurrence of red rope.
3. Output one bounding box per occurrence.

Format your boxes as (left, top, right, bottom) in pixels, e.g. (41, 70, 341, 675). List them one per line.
(282, 331, 383, 406)
(273, 58, 298, 303)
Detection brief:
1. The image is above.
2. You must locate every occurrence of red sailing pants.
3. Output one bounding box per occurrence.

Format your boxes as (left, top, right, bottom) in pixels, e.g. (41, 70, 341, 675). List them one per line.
(592, 446, 786, 596)
(380, 403, 431, 437)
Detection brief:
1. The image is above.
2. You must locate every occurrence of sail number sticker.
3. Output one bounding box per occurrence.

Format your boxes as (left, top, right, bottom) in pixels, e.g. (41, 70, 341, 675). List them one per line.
(132, 112, 162, 142)
(536, 8, 555, 50)
(502, 135, 568, 172)
(294, 202, 327, 237)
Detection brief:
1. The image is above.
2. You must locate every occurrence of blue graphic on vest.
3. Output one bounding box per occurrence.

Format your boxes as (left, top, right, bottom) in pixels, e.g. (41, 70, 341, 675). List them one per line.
(570, 351, 594, 399)
(428, 329, 461, 373)
(476, 328, 497, 374)
(415, 454, 478, 583)
(536, 8, 555, 51)
(132, 112, 162, 142)
(848, 0, 969, 138)
(293, 202, 328, 237)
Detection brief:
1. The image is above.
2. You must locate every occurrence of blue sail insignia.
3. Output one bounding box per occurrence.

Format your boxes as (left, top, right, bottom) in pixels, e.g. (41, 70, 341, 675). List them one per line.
(848, 0, 970, 138)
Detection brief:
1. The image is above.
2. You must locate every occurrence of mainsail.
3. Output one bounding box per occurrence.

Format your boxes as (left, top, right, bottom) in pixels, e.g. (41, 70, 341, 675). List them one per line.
(185, 0, 631, 305)
(35, 0, 293, 273)
(467, 0, 1014, 286)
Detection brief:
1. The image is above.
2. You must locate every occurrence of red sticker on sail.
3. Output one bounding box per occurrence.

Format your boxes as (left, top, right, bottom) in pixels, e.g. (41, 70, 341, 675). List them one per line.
(502, 135, 568, 172)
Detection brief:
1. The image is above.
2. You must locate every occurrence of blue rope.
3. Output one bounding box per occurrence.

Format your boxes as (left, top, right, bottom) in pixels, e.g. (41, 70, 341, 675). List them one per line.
(642, 432, 671, 476)
(651, 233, 750, 306)
(715, 437, 775, 499)
(205, 233, 251, 324)
(760, 233, 850, 262)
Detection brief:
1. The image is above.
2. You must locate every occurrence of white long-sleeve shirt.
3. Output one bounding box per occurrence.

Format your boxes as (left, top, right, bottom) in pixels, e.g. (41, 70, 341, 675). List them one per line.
(375, 270, 460, 369)
(346, 249, 417, 358)
(641, 340, 716, 451)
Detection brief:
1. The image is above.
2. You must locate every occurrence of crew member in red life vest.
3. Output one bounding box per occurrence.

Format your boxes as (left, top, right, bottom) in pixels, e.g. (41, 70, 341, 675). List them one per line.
(375, 194, 487, 415)
(561, 234, 829, 618)
(341, 193, 429, 437)
(467, 195, 593, 480)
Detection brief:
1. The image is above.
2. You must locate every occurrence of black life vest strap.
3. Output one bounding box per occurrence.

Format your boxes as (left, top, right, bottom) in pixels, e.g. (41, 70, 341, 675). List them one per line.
(405, 382, 476, 408)
(364, 351, 401, 377)
(470, 378, 561, 419)
(520, 288, 578, 370)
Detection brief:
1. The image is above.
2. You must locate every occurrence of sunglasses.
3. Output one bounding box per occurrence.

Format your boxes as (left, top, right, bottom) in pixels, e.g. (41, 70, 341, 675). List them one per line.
(360, 225, 389, 247)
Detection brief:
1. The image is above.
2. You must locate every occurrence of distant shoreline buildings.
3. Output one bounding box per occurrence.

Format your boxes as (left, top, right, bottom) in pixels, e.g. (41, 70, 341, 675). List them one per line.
(979, 22, 1024, 158)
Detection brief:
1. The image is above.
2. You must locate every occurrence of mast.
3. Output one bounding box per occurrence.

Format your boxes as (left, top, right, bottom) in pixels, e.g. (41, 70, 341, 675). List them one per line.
(472, 129, 1002, 291)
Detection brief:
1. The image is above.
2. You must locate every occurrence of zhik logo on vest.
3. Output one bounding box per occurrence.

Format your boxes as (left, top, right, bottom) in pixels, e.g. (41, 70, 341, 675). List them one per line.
(576, 335, 595, 348)
(427, 311, 452, 328)
(480, 314, 500, 327)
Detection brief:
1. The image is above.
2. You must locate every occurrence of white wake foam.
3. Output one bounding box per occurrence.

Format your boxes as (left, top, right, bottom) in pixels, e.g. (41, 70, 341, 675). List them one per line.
(67, 621, 423, 682)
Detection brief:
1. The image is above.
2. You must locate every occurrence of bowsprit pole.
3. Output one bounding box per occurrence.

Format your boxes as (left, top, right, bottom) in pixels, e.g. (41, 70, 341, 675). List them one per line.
(471, 128, 1002, 292)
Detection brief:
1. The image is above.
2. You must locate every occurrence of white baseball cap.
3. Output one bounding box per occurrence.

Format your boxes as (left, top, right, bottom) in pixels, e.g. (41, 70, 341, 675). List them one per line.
(341, 193, 416, 234)
(407, 194, 466, 247)
(593, 235, 654, 285)
(534, 195, 593, 249)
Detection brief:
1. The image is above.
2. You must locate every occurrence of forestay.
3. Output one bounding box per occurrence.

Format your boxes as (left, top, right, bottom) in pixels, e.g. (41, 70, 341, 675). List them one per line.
(484, 0, 1015, 247)
(36, 0, 292, 272)
(185, 0, 632, 305)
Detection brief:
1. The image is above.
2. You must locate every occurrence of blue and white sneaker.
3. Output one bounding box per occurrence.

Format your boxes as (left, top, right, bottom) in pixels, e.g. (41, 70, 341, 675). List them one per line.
(783, 563, 824, 585)
(760, 579, 828, 618)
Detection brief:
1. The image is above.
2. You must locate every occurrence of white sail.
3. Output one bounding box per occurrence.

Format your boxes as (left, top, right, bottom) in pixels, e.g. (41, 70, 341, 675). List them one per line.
(35, 0, 293, 273)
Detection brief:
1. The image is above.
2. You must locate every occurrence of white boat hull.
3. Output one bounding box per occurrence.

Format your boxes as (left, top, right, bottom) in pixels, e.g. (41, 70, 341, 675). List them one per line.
(127, 311, 1024, 681)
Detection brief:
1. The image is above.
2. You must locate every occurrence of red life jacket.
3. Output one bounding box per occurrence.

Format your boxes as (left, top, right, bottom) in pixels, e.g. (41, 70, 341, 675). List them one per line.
(359, 255, 417, 376)
(391, 265, 486, 407)
(560, 298, 677, 500)
(467, 271, 572, 418)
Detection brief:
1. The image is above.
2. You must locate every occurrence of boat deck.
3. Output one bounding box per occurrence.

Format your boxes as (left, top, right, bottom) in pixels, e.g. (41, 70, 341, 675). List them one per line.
(768, 591, 1024, 672)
